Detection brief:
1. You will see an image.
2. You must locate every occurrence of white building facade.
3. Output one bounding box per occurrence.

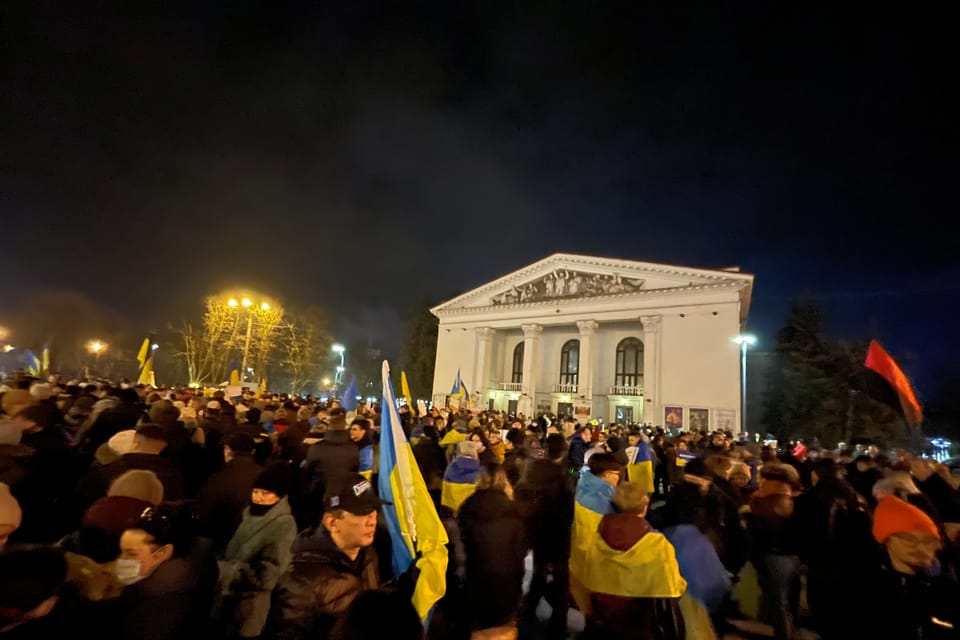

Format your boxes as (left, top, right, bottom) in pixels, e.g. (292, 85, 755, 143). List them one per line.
(430, 254, 755, 432)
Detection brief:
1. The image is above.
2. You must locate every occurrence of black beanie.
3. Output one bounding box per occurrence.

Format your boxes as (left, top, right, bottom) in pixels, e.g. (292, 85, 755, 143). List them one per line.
(253, 463, 293, 498)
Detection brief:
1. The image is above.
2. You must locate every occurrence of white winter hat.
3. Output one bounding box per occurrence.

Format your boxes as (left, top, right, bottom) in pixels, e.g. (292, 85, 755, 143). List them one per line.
(108, 430, 137, 456)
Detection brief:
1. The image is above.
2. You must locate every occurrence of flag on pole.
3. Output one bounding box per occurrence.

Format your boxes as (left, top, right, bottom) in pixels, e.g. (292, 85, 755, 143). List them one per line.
(24, 349, 41, 376)
(254, 378, 267, 399)
(378, 360, 449, 622)
(41, 346, 50, 376)
(864, 340, 923, 431)
(401, 370, 416, 415)
(449, 369, 469, 403)
(136, 338, 155, 385)
(341, 377, 358, 411)
(228, 360, 241, 386)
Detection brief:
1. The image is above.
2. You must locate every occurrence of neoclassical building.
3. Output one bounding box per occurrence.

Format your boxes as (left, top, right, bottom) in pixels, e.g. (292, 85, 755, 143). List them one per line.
(430, 253, 755, 432)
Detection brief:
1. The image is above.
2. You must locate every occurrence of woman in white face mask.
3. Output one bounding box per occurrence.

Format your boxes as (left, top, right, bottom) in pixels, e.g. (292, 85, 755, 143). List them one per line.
(113, 505, 219, 640)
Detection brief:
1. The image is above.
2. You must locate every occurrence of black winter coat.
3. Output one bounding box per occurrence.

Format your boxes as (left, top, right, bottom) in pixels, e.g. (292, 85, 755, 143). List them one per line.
(268, 527, 379, 640)
(197, 453, 263, 551)
(412, 436, 447, 484)
(515, 459, 573, 561)
(304, 430, 359, 496)
(457, 489, 527, 630)
(106, 542, 218, 640)
(79, 453, 185, 504)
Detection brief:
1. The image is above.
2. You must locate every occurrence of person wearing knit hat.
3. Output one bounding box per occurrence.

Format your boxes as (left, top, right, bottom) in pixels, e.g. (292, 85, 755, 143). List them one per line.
(873, 495, 941, 571)
(108, 469, 165, 506)
(0, 482, 22, 548)
(217, 462, 297, 637)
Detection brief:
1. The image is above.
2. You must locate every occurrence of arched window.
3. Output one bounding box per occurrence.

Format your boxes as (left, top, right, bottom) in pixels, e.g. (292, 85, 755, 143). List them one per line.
(615, 338, 643, 387)
(511, 343, 524, 383)
(559, 339, 580, 385)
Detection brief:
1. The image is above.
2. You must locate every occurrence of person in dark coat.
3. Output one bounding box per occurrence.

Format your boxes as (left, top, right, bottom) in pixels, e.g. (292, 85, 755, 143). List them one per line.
(568, 425, 592, 471)
(78, 424, 184, 505)
(0, 546, 82, 639)
(78, 388, 145, 453)
(108, 503, 218, 640)
(792, 458, 873, 639)
(268, 474, 384, 640)
(197, 433, 264, 553)
(515, 434, 573, 637)
(457, 463, 527, 633)
(303, 412, 359, 502)
(412, 426, 447, 488)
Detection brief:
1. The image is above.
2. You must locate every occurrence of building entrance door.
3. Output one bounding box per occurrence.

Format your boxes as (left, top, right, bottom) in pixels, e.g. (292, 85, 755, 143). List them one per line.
(557, 402, 574, 419)
(616, 405, 634, 424)
(507, 399, 518, 415)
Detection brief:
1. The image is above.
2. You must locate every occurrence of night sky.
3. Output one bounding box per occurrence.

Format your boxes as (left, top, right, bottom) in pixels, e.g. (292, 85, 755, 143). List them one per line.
(2, 3, 957, 389)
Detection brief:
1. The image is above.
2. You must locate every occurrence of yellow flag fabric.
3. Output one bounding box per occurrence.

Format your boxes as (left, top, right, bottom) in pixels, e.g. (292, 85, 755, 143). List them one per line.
(229, 368, 240, 385)
(41, 347, 50, 375)
(254, 378, 266, 399)
(137, 356, 154, 385)
(440, 481, 476, 514)
(438, 430, 466, 447)
(136, 339, 150, 368)
(570, 501, 604, 611)
(583, 530, 687, 599)
(626, 460, 655, 493)
(400, 371, 415, 415)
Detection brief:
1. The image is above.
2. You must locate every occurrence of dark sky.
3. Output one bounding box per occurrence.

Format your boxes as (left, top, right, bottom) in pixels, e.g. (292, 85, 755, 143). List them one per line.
(2, 3, 957, 389)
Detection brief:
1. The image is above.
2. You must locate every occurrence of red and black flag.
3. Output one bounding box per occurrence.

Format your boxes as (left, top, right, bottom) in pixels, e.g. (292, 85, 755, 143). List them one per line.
(864, 340, 923, 431)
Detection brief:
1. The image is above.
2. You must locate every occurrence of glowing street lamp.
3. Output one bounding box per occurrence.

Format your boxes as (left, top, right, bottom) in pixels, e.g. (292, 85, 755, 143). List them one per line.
(322, 377, 331, 387)
(228, 293, 273, 382)
(732, 334, 757, 433)
(228, 298, 239, 308)
(241, 297, 252, 308)
(2, 345, 14, 353)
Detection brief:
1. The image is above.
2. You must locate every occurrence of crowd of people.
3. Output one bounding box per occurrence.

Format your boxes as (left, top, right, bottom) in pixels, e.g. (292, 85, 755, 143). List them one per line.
(1, 374, 959, 639)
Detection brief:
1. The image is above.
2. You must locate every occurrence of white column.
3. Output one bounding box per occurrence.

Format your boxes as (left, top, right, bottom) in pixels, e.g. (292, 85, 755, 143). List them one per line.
(640, 315, 662, 425)
(473, 327, 496, 397)
(576, 320, 599, 401)
(520, 324, 542, 415)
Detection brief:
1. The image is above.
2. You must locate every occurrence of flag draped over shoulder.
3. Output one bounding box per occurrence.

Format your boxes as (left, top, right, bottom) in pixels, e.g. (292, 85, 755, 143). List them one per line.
(377, 360, 449, 622)
(400, 370, 415, 415)
(625, 439, 655, 493)
(864, 340, 923, 431)
(569, 470, 616, 612)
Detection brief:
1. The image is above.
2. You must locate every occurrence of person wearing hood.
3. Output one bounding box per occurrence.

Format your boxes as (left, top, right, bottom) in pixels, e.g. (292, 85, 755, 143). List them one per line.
(348, 418, 375, 480)
(304, 410, 359, 499)
(441, 440, 483, 514)
(268, 474, 385, 640)
(458, 463, 527, 635)
(570, 452, 623, 613)
(217, 462, 298, 638)
(582, 482, 687, 640)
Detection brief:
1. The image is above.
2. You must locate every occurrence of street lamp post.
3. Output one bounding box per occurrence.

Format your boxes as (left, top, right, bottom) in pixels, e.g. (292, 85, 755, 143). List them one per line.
(87, 340, 107, 378)
(733, 334, 757, 434)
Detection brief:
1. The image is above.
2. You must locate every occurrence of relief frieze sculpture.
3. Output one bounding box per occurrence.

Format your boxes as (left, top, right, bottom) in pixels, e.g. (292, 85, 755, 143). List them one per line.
(491, 270, 645, 305)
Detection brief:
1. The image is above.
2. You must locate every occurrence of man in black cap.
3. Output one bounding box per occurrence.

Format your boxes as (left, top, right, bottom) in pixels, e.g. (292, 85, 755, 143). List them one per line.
(197, 432, 264, 552)
(269, 473, 386, 640)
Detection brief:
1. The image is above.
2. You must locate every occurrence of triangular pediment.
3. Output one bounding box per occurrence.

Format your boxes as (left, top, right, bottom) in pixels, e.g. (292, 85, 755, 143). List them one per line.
(432, 253, 754, 315)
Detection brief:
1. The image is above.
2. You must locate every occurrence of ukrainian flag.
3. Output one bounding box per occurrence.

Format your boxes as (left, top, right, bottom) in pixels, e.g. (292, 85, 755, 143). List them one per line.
(377, 360, 449, 622)
(228, 359, 241, 385)
(440, 456, 481, 513)
(24, 349, 41, 376)
(136, 338, 154, 385)
(625, 439, 655, 493)
(569, 469, 616, 611)
(449, 369, 469, 404)
(41, 346, 50, 375)
(583, 526, 687, 602)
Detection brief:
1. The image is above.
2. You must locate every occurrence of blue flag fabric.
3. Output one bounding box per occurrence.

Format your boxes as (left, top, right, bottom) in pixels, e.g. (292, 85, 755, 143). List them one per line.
(341, 377, 358, 411)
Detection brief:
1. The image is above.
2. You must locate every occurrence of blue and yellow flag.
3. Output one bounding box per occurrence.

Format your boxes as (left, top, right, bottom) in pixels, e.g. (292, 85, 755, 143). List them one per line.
(625, 439, 655, 493)
(569, 469, 616, 611)
(136, 338, 154, 385)
(228, 359, 241, 386)
(583, 524, 686, 601)
(448, 369, 469, 403)
(24, 349, 41, 376)
(440, 457, 481, 514)
(377, 360, 449, 622)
